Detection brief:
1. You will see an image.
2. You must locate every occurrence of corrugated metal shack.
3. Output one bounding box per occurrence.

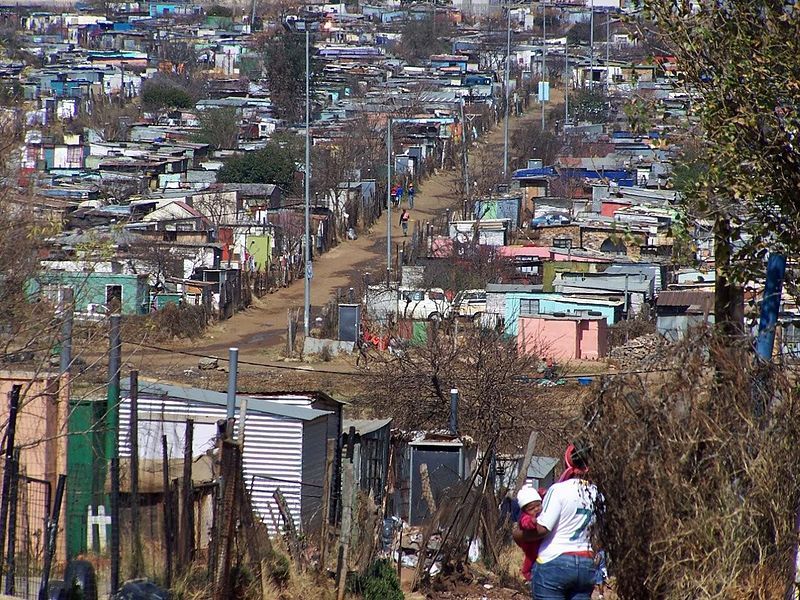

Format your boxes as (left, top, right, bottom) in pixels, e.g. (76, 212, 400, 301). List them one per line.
(390, 431, 478, 526)
(341, 418, 392, 507)
(118, 381, 339, 533)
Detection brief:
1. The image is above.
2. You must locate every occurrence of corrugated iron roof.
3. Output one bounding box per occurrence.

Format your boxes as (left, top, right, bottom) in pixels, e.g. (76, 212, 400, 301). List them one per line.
(656, 290, 714, 307)
(121, 379, 330, 421)
(342, 418, 392, 436)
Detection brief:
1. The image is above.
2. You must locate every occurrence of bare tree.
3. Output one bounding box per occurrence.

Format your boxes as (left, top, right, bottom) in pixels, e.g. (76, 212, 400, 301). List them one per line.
(366, 326, 564, 449)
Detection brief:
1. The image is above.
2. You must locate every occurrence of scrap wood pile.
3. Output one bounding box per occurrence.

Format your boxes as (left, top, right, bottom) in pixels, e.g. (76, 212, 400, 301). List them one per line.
(390, 444, 522, 596)
(606, 333, 666, 365)
(584, 330, 800, 599)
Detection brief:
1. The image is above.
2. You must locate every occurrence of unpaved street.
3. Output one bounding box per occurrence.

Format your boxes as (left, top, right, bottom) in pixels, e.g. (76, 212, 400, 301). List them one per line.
(126, 102, 559, 377)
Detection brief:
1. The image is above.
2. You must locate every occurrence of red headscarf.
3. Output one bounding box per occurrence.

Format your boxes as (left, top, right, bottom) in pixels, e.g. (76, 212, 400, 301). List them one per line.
(557, 443, 589, 483)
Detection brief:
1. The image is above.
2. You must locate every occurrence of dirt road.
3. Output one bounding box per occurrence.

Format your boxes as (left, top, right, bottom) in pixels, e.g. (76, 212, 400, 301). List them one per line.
(129, 102, 556, 376)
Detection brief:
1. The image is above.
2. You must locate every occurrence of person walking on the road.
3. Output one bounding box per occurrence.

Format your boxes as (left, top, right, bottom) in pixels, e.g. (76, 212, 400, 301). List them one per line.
(399, 209, 410, 236)
(394, 184, 404, 207)
(513, 442, 600, 600)
(407, 182, 415, 209)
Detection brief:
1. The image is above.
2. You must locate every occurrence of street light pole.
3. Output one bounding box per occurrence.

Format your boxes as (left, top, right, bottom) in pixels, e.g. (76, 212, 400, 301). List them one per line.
(386, 118, 392, 282)
(564, 43, 569, 128)
(502, 3, 511, 178)
(605, 11, 610, 92)
(541, 1, 546, 130)
(589, 0, 594, 89)
(460, 97, 470, 219)
(303, 26, 311, 337)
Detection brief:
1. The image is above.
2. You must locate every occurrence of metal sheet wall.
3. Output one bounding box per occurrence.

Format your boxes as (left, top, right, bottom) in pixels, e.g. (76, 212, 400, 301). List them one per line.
(300, 417, 327, 532)
(118, 394, 305, 533)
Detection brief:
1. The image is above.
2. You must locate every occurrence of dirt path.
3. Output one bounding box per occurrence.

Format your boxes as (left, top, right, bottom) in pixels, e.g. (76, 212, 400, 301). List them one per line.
(130, 101, 557, 375)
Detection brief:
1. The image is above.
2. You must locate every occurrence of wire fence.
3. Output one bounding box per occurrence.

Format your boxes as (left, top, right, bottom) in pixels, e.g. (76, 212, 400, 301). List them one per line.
(0, 457, 52, 600)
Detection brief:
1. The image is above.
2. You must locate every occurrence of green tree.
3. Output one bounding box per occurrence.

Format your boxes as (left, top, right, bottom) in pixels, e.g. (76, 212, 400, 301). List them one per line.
(570, 88, 608, 123)
(194, 107, 240, 150)
(670, 142, 706, 194)
(206, 4, 232, 17)
(216, 142, 299, 188)
(622, 97, 653, 135)
(141, 79, 195, 111)
(640, 0, 800, 329)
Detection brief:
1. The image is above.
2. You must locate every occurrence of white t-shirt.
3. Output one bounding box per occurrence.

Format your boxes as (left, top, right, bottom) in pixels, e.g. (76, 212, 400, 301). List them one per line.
(536, 478, 599, 563)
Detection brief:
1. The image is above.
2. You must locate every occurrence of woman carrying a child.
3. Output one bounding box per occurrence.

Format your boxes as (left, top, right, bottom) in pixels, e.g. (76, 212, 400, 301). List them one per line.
(513, 442, 600, 600)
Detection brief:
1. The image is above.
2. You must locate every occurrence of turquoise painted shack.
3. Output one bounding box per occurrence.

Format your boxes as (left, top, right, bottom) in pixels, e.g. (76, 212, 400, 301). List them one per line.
(30, 272, 150, 315)
(504, 292, 624, 337)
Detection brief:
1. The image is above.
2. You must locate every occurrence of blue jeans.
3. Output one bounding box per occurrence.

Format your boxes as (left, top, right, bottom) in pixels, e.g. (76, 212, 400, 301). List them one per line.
(532, 555, 596, 600)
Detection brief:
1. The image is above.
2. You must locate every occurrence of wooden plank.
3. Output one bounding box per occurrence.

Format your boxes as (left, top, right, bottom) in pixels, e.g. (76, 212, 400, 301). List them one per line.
(320, 439, 336, 571)
(513, 431, 539, 496)
(336, 460, 354, 600)
(273, 488, 300, 562)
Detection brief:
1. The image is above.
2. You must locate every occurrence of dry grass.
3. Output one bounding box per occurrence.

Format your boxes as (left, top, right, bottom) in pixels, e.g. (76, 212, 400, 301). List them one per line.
(583, 329, 800, 599)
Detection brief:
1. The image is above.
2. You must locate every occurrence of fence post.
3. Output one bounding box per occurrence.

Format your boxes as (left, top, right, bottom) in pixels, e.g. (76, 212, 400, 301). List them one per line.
(4, 448, 20, 595)
(336, 427, 356, 600)
(162, 435, 173, 589)
(180, 419, 195, 568)
(513, 431, 539, 496)
(319, 439, 336, 571)
(214, 436, 239, 600)
(129, 371, 144, 578)
(110, 456, 120, 594)
(287, 309, 294, 357)
(0, 385, 20, 573)
(38, 474, 66, 600)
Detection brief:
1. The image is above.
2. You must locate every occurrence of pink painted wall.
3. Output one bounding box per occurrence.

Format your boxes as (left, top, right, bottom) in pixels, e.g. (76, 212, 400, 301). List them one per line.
(577, 319, 608, 359)
(518, 317, 608, 360)
(518, 317, 579, 359)
(498, 245, 551, 259)
(0, 370, 69, 560)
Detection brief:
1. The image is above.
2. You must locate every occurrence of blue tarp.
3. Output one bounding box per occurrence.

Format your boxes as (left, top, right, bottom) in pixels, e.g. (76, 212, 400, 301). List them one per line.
(512, 167, 557, 178)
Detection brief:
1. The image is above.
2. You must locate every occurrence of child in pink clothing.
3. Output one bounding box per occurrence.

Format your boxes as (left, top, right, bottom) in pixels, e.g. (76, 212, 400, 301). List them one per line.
(515, 486, 543, 581)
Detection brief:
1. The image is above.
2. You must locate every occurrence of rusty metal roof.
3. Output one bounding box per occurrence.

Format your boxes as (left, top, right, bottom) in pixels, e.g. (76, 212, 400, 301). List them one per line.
(656, 290, 714, 307)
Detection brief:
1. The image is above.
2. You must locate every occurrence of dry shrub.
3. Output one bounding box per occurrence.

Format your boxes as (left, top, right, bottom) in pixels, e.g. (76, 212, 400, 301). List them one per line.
(122, 303, 209, 342)
(583, 330, 800, 599)
(366, 325, 568, 450)
(151, 303, 209, 339)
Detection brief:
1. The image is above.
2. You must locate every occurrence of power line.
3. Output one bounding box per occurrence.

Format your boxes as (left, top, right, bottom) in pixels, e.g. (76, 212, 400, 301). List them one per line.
(132, 340, 683, 381)
(132, 341, 372, 377)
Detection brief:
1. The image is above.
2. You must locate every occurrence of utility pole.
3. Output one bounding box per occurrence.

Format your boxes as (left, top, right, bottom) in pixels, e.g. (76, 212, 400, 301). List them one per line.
(106, 315, 121, 473)
(460, 98, 470, 220)
(303, 25, 312, 337)
(59, 287, 73, 378)
(106, 314, 121, 595)
(605, 11, 610, 93)
(502, 3, 511, 178)
(589, 0, 594, 89)
(541, 0, 546, 130)
(386, 118, 392, 282)
(129, 370, 144, 578)
(564, 43, 569, 128)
